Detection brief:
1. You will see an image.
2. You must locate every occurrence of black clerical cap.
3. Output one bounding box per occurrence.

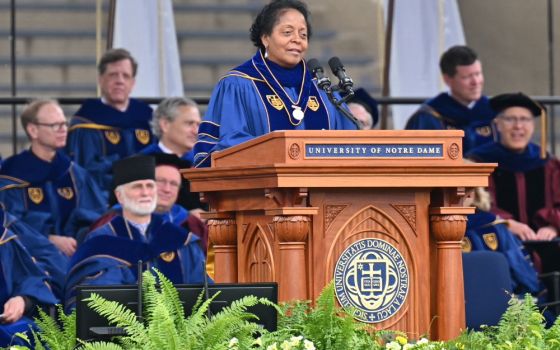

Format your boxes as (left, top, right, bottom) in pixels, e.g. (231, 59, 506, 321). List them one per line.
(152, 153, 191, 170)
(490, 92, 543, 117)
(112, 155, 155, 188)
(490, 92, 547, 158)
(348, 88, 379, 127)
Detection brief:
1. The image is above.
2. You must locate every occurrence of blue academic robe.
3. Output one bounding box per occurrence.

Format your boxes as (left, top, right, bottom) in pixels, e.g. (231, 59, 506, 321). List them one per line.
(0, 175, 27, 204)
(139, 143, 195, 165)
(0, 175, 68, 299)
(0, 150, 107, 239)
(464, 210, 540, 294)
(65, 213, 208, 310)
(67, 98, 153, 192)
(2, 210, 68, 300)
(193, 51, 358, 168)
(159, 204, 189, 226)
(405, 93, 496, 154)
(0, 229, 58, 347)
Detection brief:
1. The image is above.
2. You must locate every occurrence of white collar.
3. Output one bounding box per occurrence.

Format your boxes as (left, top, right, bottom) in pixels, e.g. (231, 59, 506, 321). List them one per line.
(447, 91, 477, 109)
(127, 219, 150, 237)
(101, 97, 129, 112)
(158, 141, 175, 154)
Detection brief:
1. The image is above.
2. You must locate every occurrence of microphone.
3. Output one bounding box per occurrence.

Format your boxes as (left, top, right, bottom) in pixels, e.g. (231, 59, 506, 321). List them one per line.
(308, 57, 360, 129)
(328, 56, 354, 94)
(307, 58, 332, 93)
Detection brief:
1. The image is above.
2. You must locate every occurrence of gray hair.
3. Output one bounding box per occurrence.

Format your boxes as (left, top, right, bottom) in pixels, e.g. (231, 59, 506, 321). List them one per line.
(151, 97, 199, 139)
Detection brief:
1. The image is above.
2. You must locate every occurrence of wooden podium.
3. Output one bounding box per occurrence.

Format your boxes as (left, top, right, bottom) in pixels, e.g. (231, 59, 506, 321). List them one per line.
(184, 130, 495, 340)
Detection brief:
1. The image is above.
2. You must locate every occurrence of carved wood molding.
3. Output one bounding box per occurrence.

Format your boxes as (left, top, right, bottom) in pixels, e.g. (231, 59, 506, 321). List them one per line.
(324, 204, 348, 231)
(430, 214, 468, 241)
(208, 218, 237, 245)
(273, 215, 311, 223)
(392, 204, 417, 232)
(264, 188, 309, 207)
(447, 142, 460, 160)
(246, 225, 274, 281)
(288, 142, 301, 160)
(273, 215, 311, 242)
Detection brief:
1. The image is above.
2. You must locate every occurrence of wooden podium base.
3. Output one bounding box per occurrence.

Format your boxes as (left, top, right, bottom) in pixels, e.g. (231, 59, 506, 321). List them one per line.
(187, 130, 494, 340)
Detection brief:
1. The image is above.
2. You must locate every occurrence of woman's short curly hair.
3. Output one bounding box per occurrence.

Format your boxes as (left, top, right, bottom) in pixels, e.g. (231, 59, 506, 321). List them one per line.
(249, 0, 312, 51)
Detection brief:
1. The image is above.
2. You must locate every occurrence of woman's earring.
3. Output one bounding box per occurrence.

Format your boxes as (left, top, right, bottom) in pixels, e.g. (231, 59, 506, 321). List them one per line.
(264, 47, 269, 58)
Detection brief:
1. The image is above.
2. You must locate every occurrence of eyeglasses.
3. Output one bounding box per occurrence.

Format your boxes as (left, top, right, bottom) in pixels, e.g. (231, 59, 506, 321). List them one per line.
(499, 115, 534, 126)
(155, 178, 181, 189)
(33, 121, 69, 131)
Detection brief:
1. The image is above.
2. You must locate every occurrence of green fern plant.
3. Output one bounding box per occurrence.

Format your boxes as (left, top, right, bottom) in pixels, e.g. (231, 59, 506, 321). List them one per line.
(81, 268, 277, 350)
(493, 294, 546, 350)
(78, 341, 125, 350)
(544, 316, 560, 350)
(260, 282, 383, 350)
(11, 277, 559, 349)
(6, 305, 77, 350)
(449, 294, 553, 350)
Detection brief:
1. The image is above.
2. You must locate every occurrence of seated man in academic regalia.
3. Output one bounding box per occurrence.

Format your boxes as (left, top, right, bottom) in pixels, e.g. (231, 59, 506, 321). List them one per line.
(466, 93, 560, 242)
(87, 153, 204, 233)
(65, 155, 208, 311)
(406, 46, 496, 154)
(140, 97, 206, 217)
(153, 153, 191, 225)
(0, 99, 107, 257)
(0, 211, 58, 347)
(152, 153, 209, 254)
(66, 48, 154, 194)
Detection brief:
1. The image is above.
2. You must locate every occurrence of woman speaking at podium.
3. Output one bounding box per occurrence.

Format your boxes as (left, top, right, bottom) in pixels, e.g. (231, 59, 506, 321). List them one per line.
(193, 0, 358, 168)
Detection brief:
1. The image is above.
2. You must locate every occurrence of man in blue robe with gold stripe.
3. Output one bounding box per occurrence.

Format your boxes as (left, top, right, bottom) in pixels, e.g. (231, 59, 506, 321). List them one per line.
(66, 48, 154, 193)
(1, 100, 106, 258)
(65, 156, 208, 311)
(405, 46, 496, 154)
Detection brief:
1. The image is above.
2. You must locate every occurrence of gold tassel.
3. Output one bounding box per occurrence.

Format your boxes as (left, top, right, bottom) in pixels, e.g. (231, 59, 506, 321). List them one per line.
(540, 103, 547, 159)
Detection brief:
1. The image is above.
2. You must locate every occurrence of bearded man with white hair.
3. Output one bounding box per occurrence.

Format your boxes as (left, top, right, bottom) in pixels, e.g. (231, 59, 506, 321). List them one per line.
(64, 155, 208, 310)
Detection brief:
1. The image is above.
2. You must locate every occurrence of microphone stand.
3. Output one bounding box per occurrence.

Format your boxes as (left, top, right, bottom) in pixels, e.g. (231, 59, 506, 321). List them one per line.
(137, 260, 143, 324)
(326, 88, 361, 129)
(202, 256, 211, 319)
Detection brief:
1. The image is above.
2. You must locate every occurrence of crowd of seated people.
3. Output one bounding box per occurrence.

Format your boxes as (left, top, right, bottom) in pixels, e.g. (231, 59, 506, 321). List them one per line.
(0, 1, 559, 345)
(0, 48, 210, 347)
(405, 44, 560, 315)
